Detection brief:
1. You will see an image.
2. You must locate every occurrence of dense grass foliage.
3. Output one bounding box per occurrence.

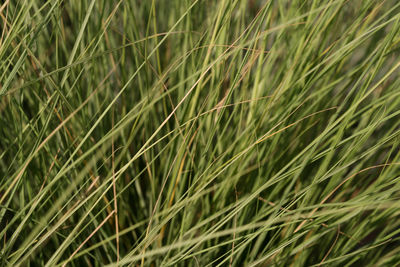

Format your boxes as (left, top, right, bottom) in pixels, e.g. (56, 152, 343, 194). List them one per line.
(1, 0, 400, 266)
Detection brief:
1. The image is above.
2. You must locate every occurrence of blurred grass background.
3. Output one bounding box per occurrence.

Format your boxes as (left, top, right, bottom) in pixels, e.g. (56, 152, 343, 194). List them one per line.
(1, 0, 400, 266)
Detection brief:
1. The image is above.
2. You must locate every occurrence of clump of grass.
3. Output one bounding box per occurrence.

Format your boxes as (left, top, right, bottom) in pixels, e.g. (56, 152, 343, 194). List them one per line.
(1, 0, 400, 266)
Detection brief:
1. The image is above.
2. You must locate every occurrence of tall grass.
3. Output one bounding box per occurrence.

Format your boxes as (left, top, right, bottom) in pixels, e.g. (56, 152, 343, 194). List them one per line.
(1, 0, 400, 266)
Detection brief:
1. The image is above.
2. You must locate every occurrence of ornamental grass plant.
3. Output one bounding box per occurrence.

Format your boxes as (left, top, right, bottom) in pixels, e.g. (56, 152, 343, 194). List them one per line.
(1, 0, 400, 266)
